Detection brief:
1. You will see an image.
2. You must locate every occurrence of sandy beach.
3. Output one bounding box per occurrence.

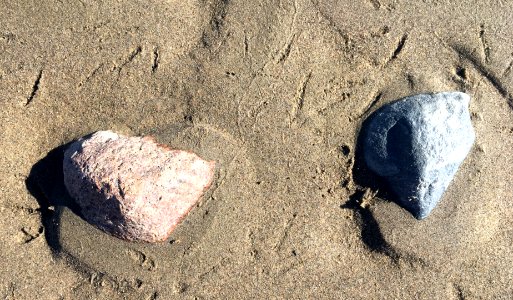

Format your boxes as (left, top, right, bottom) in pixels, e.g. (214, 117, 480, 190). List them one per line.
(1, 0, 512, 298)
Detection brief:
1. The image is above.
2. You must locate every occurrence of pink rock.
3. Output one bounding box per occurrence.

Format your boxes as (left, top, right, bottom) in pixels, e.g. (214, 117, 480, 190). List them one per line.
(63, 131, 215, 243)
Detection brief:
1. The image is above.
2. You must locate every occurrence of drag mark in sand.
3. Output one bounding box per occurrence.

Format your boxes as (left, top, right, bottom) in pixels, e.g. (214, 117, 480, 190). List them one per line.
(78, 64, 103, 87)
(317, 92, 351, 116)
(383, 34, 408, 67)
(112, 46, 142, 74)
(25, 70, 43, 106)
(358, 91, 382, 119)
(479, 24, 490, 63)
(276, 0, 298, 64)
(449, 44, 513, 110)
(311, 0, 351, 46)
(21, 226, 43, 244)
(152, 47, 160, 73)
(273, 213, 297, 251)
(276, 34, 296, 64)
(243, 32, 249, 58)
(502, 58, 513, 78)
(290, 71, 312, 125)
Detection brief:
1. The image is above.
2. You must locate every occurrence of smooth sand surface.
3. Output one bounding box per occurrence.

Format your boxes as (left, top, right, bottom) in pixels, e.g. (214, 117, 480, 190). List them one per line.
(1, 0, 512, 299)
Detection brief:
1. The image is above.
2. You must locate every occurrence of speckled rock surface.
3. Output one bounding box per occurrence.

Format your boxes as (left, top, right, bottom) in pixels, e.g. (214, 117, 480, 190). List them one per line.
(63, 131, 216, 242)
(363, 92, 475, 219)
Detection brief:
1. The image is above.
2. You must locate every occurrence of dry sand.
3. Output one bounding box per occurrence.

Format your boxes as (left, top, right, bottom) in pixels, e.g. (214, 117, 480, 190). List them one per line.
(1, 0, 512, 299)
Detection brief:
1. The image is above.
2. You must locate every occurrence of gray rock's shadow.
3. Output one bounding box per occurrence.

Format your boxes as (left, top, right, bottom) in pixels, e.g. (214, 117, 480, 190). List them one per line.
(341, 108, 404, 262)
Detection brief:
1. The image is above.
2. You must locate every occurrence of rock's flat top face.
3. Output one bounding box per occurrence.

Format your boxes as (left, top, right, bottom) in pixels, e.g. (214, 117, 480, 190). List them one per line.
(63, 131, 216, 243)
(363, 92, 475, 219)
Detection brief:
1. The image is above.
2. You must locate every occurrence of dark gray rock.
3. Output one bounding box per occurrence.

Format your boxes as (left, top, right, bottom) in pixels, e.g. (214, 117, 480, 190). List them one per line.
(363, 92, 475, 219)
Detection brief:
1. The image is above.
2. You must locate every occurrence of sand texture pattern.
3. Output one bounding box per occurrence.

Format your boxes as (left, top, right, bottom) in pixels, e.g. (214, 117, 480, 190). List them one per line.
(0, 0, 512, 299)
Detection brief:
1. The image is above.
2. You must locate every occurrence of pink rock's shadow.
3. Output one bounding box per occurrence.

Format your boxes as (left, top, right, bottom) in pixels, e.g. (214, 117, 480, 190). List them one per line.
(26, 141, 84, 255)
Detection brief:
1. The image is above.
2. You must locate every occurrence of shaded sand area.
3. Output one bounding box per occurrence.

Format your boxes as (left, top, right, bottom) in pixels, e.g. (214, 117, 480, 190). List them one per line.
(1, 0, 512, 298)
